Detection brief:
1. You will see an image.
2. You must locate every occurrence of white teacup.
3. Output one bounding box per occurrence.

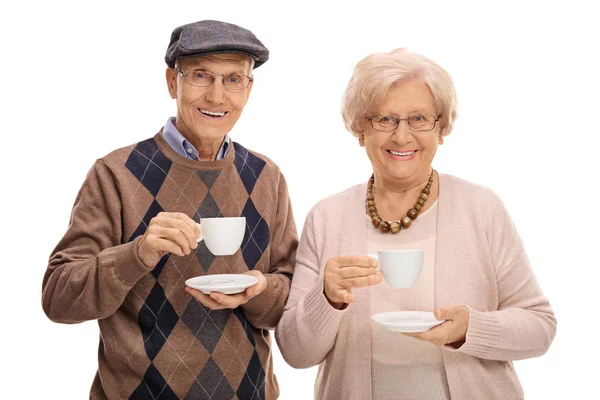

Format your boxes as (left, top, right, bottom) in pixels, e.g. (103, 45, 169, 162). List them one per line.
(196, 217, 246, 256)
(369, 250, 424, 288)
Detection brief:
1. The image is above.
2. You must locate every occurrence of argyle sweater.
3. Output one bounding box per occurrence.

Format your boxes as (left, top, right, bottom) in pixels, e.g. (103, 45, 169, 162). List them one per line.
(42, 132, 298, 400)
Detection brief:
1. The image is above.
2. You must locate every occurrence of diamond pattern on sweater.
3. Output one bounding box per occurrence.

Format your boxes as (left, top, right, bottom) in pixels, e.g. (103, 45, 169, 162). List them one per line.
(138, 282, 179, 361)
(236, 351, 266, 400)
(129, 199, 164, 242)
(198, 193, 221, 218)
(234, 144, 266, 195)
(211, 315, 254, 392)
(235, 308, 257, 347)
(186, 358, 235, 400)
(126, 138, 173, 197)
(241, 198, 269, 270)
(195, 241, 216, 273)
(122, 140, 270, 399)
(233, 308, 265, 399)
(196, 170, 221, 190)
(130, 362, 178, 400)
(182, 300, 230, 353)
(151, 254, 169, 280)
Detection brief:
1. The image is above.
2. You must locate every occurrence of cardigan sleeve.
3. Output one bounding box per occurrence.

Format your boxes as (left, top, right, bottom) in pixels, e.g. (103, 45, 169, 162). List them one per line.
(42, 159, 152, 324)
(275, 203, 349, 369)
(240, 171, 298, 329)
(454, 190, 557, 361)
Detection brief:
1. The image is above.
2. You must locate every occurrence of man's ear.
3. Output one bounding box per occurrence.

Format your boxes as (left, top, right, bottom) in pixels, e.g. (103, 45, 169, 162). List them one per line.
(359, 135, 365, 147)
(166, 67, 178, 99)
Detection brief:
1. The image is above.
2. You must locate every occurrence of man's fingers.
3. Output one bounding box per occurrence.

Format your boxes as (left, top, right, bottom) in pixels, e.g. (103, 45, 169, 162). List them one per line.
(152, 227, 194, 254)
(161, 214, 198, 250)
(185, 288, 224, 310)
(245, 283, 258, 298)
(335, 255, 378, 268)
(153, 237, 185, 257)
(210, 291, 249, 308)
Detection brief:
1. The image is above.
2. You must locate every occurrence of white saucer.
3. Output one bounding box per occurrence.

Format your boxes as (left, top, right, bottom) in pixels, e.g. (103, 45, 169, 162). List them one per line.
(371, 311, 445, 333)
(185, 274, 259, 295)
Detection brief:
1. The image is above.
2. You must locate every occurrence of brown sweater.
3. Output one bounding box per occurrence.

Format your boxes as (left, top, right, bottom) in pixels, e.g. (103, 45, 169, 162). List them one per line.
(42, 132, 298, 399)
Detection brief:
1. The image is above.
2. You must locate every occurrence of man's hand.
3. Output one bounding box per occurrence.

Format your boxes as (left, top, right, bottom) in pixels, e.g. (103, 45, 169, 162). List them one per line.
(185, 270, 267, 310)
(137, 212, 200, 268)
(403, 306, 470, 348)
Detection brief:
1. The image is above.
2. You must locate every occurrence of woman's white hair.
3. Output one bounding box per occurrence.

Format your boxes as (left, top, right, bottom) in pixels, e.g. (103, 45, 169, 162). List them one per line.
(341, 48, 457, 137)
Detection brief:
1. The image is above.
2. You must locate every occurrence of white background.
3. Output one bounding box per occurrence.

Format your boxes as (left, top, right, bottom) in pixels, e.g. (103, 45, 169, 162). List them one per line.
(1, 0, 598, 399)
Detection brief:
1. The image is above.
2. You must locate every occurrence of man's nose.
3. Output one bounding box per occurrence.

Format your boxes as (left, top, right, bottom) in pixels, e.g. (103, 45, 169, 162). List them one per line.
(206, 79, 225, 104)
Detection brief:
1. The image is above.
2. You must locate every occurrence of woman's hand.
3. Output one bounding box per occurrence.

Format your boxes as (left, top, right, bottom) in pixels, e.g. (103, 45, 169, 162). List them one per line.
(323, 255, 382, 309)
(403, 306, 470, 348)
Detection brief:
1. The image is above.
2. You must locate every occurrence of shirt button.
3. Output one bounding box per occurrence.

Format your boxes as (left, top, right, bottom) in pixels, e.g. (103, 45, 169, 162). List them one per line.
(187, 147, 193, 153)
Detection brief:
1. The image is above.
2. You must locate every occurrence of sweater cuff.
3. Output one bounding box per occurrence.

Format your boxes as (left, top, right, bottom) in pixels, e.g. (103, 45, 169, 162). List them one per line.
(302, 280, 348, 336)
(241, 274, 284, 315)
(451, 307, 501, 358)
(112, 237, 153, 286)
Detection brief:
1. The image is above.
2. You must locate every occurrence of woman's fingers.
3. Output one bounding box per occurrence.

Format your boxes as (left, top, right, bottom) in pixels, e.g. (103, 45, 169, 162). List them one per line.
(338, 266, 380, 279)
(342, 274, 382, 289)
(335, 255, 378, 268)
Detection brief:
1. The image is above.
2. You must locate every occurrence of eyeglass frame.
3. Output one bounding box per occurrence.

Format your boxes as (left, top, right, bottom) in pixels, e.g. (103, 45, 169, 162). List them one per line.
(365, 114, 440, 132)
(175, 66, 253, 90)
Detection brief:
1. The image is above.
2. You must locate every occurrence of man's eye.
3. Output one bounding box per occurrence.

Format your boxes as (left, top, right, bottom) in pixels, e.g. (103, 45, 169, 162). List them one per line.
(227, 75, 241, 83)
(379, 117, 393, 123)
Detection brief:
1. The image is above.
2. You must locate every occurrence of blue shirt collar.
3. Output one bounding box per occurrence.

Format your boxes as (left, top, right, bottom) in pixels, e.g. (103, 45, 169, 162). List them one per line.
(162, 117, 230, 161)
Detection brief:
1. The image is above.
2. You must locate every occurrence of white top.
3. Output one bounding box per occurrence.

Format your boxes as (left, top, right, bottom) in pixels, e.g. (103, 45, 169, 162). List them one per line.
(368, 200, 450, 400)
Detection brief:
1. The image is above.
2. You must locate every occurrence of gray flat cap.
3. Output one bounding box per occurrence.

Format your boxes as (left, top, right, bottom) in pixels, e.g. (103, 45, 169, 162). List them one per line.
(165, 20, 269, 69)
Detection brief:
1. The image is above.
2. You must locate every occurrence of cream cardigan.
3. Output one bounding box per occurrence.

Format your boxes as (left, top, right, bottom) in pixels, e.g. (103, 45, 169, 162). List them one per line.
(275, 174, 556, 400)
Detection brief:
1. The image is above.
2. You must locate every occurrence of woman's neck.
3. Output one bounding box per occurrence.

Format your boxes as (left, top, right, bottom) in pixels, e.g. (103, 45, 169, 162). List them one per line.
(372, 170, 438, 221)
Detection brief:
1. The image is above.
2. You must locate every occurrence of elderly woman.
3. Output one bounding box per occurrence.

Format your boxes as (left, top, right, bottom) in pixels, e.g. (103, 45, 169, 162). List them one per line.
(275, 48, 556, 400)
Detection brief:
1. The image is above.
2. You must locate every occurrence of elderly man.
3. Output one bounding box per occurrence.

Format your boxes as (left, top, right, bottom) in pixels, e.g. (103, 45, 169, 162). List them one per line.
(42, 20, 298, 400)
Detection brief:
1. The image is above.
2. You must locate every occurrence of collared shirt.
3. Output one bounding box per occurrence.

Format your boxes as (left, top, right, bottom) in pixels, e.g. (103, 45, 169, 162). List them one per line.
(162, 117, 230, 161)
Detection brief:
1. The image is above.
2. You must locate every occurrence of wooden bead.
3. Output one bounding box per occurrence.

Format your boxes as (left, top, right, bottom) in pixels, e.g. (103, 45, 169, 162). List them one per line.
(378, 221, 390, 232)
(366, 170, 435, 234)
(407, 209, 418, 220)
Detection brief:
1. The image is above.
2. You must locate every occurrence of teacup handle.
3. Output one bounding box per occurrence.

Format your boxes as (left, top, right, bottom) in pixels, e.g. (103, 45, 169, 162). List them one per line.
(196, 222, 203, 243)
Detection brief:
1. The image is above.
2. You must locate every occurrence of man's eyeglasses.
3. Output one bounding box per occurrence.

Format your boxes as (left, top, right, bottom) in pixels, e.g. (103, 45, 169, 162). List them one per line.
(366, 114, 439, 132)
(176, 67, 253, 90)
